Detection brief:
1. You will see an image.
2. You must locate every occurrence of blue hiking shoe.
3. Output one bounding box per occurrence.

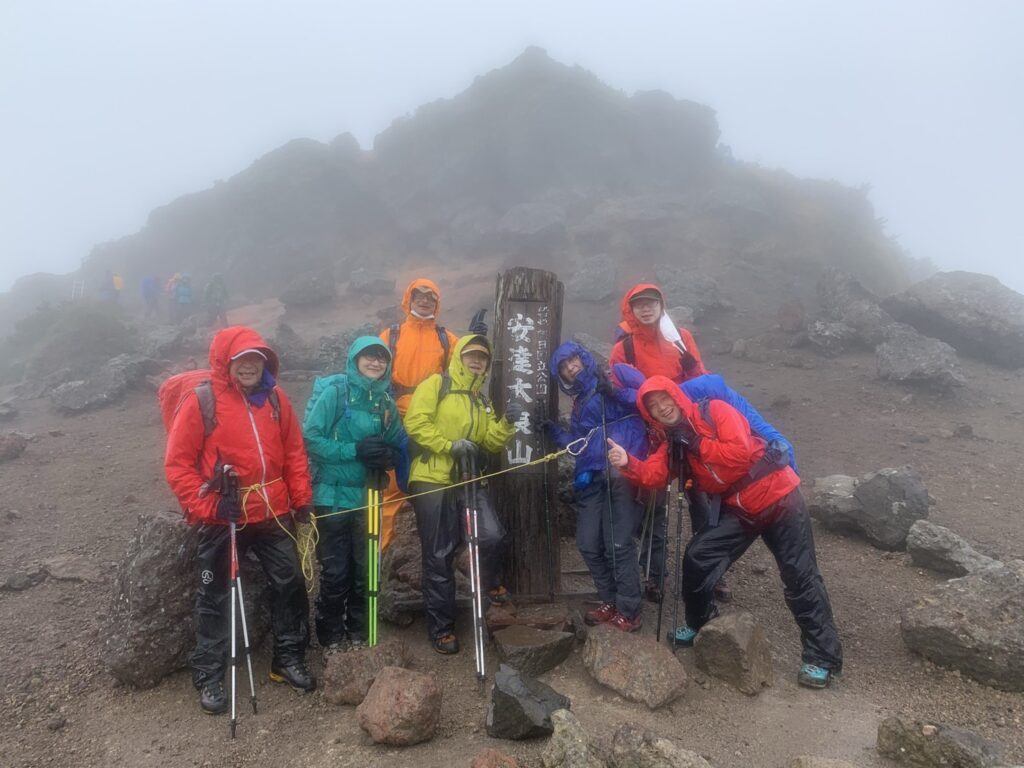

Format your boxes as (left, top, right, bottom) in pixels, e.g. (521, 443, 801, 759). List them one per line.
(667, 625, 698, 647)
(797, 663, 832, 689)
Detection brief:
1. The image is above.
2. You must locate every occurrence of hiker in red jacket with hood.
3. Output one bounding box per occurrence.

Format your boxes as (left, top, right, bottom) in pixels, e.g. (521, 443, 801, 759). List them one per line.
(607, 376, 842, 689)
(165, 326, 316, 714)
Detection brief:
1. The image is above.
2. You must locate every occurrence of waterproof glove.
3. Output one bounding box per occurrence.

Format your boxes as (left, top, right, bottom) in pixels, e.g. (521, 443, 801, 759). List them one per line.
(449, 439, 478, 460)
(292, 504, 314, 524)
(216, 493, 242, 523)
(669, 422, 702, 454)
(468, 308, 488, 336)
(504, 401, 525, 425)
(361, 450, 396, 471)
(356, 436, 391, 462)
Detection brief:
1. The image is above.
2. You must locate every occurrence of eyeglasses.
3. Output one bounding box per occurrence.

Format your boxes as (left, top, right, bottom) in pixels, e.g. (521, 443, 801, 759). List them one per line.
(359, 351, 389, 363)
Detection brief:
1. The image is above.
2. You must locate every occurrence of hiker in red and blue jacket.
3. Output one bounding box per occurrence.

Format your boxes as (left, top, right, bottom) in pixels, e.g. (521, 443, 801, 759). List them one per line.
(540, 341, 650, 632)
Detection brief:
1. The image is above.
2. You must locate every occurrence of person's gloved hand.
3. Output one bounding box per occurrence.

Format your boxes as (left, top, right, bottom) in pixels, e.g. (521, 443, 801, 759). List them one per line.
(669, 422, 701, 454)
(450, 439, 478, 460)
(504, 401, 525, 425)
(596, 376, 617, 399)
(366, 469, 389, 491)
(468, 309, 488, 336)
(356, 436, 390, 464)
(292, 504, 314, 524)
(573, 470, 595, 492)
(216, 493, 242, 523)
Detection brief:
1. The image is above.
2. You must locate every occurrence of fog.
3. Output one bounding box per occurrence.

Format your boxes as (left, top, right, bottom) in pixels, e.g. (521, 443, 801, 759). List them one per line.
(2, 0, 1022, 293)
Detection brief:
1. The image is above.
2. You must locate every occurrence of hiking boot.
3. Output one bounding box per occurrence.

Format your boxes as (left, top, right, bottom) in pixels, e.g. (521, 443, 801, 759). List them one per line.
(433, 633, 460, 655)
(584, 602, 617, 626)
(644, 579, 663, 604)
(199, 680, 227, 715)
(797, 663, 832, 689)
(349, 636, 368, 650)
(713, 577, 733, 603)
(269, 661, 316, 692)
(608, 611, 643, 633)
(667, 625, 698, 647)
(488, 585, 512, 605)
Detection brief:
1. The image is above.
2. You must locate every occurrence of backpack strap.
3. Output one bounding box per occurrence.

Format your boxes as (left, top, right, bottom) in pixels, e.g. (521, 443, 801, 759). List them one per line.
(388, 323, 400, 361)
(623, 334, 636, 366)
(436, 326, 450, 368)
(268, 389, 281, 422)
(194, 381, 217, 437)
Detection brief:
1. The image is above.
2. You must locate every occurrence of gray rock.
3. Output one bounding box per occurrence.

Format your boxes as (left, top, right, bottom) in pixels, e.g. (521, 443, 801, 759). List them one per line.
(486, 664, 571, 740)
(279, 269, 336, 308)
(901, 560, 1024, 691)
(101, 510, 270, 688)
(583, 623, 686, 709)
(42, 554, 103, 583)
(906, 520, 998, 576)
(818, 268, 894, 346)
(356, 666, 441, 746)
(882, 270, 1024, 368)
(494, 625, 575, 677)
(806, 320, 858, 357)
(667, 305, 697, 327)
(321, 638, 410, 705)
(314, 323, 378, 373)
(2, 567, 46, 591)
(349, 268, 395, 296)
(785, 759, 860, 768)
(693, 612, 773, 695)
(0, 399, 19, 420)
(143, 325, 193, 358)
(496, 202, 568, 249)
(50, 354, 163, 414)
(0, 431, 28, 462)
(571, 333, 612, 370)
(653, 266, 728, 321)
(809, 468, 929, 550)
(567, 254, 617, 303)
(609, 723, 714, 768)
(448, 205, 499, 251)
(541, 709, 607, 768)
(876, 716, 1004, 767)
(271, 322, 318, 371)
(876, 323, 965, 390)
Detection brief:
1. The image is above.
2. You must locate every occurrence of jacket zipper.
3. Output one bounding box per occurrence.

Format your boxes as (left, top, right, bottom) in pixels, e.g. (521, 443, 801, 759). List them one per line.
(242, 393, 270, 513)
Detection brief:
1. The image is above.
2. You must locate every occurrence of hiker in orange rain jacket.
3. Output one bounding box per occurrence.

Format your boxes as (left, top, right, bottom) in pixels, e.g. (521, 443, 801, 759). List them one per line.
(377, 279, 464, 550)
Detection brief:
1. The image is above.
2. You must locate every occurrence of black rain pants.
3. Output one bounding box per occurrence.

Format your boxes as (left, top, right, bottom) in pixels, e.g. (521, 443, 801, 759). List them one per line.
(191, 518, 309, 688)
(409, 481, 506, 641)
(314, 506, 368, 646)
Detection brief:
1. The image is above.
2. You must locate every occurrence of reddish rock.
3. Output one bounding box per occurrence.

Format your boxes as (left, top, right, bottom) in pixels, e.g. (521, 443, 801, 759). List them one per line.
(582, 624, 686, 709)
(471, 750, 520, 768)
(356, 666, 441, 746)
(321, 638, 410, 705)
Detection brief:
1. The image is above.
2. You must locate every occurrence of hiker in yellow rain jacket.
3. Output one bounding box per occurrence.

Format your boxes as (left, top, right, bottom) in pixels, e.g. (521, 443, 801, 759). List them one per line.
(403, 334, 521, 655)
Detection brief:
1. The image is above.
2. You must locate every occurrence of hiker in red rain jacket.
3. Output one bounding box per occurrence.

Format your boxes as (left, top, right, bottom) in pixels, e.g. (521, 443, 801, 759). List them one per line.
(164, 326, 316, 714)
(609, 283, 712, 602)
(607, 376, 842, 689)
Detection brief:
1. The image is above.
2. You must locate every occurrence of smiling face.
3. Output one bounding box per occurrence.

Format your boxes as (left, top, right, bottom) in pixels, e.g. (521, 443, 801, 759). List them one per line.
(461, 349, 489, 376)
(631, 296, 663, 326)
(357, 347, 389, 381)
(558, 354, 584, 385)
(410, 289, 438, 318)
(229, 352, 265, 392)
(643, 390, 683, 426)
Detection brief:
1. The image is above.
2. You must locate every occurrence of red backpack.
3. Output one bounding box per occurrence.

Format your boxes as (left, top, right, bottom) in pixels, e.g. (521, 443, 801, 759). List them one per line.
(158, 370, 219, 437)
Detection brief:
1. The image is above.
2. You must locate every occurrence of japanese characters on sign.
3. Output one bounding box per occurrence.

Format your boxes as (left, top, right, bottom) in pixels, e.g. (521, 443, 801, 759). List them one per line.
(503, 302, 550, 472)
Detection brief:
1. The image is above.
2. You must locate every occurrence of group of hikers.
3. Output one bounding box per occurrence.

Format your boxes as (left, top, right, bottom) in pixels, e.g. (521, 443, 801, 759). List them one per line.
(163, 275, 842, 717)
(137, 272, 229, 326)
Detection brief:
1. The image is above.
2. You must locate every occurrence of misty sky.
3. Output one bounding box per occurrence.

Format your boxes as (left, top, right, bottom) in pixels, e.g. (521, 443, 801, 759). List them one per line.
(2, 1, 1023, 293)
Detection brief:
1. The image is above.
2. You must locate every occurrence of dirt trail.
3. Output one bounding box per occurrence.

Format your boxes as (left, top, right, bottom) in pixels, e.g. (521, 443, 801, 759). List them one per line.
(1, 287, 1022, 768)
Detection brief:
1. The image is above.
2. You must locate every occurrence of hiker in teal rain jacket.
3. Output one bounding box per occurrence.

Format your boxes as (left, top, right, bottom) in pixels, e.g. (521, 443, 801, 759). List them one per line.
(303, 336, 404, 651)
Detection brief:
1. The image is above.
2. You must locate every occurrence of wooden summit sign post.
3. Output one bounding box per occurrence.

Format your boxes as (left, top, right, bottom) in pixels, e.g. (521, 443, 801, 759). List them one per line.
(490, 267, 564, 598)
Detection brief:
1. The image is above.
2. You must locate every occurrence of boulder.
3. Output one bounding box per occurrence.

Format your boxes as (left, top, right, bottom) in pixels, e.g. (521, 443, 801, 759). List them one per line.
(567, 254, 617, 303)
(50, 354, 163, 414)
(785, 759, 860, 768)
(541, 709, 607, 768)
(2, 567, 46, 592)
(356, 665, 442, 746)
(818, 268, 894, 346)
(882, 270, 1024, 368)
(809, 468, 929, 550)
(906, 520, 998, 577)
(321, 638, 410, 705)
(349, 268, 395, 296)
(876, 716, 1004, 768)
(486, 664, 571, 740)
(609, 723, 714, 768)
(582, 624, 686, 709)
(0, 431, 27, 462)
(805, 320, 858, 357)
(143, 325, 193, 358)
(901, 560, 1024, 691)
(876, 323, 965, 390)
(101, 510, 270, 688)
(314, 323, 379, 374)
(494, 625, 575, 677)
(279, 269, 336, 309)
(693, 612, 773, 695)
(271, 322, 318, 371)
(471, 750, 521, 768)
(653, 265, 728, 321)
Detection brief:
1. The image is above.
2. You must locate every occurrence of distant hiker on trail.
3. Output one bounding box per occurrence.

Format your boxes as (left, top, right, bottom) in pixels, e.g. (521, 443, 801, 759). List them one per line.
(302, 336, 404, 654)
(141, 275, 160, 319)
(204, 273, 230, 328)
(163, 326, 317, 715)
(607, 375, 842, 689)
(609, 282, 712, 602)
(541, 341, 650, 632)
(377, 279, 480, 552)
(173, 273, 194, 324)
(99, 270, 117, 302)
(403, 334, 518, 655)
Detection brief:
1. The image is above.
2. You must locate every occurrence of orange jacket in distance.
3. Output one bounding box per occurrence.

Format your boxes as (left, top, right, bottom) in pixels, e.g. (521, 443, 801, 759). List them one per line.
(380, 278, 459, 416)
(164, 326, 313, 525)
(609, 283, 707, 384)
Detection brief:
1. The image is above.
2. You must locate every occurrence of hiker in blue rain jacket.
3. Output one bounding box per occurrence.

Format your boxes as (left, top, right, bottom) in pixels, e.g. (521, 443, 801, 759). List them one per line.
(540, 341, 651, 632)
(303, 336, 405, 652)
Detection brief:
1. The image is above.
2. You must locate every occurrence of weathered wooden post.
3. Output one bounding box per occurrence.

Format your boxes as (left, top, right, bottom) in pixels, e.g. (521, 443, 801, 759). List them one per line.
(490, 267, 564, 598)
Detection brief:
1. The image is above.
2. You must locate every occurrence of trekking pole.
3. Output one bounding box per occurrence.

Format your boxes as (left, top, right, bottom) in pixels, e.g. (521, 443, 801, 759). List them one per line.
(460, 453, 486, 683)
(367, 475, 382, 647)
(666, 448, 686, 647)
(655, 479, 671, 641)
(222, 466, 257, 739)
